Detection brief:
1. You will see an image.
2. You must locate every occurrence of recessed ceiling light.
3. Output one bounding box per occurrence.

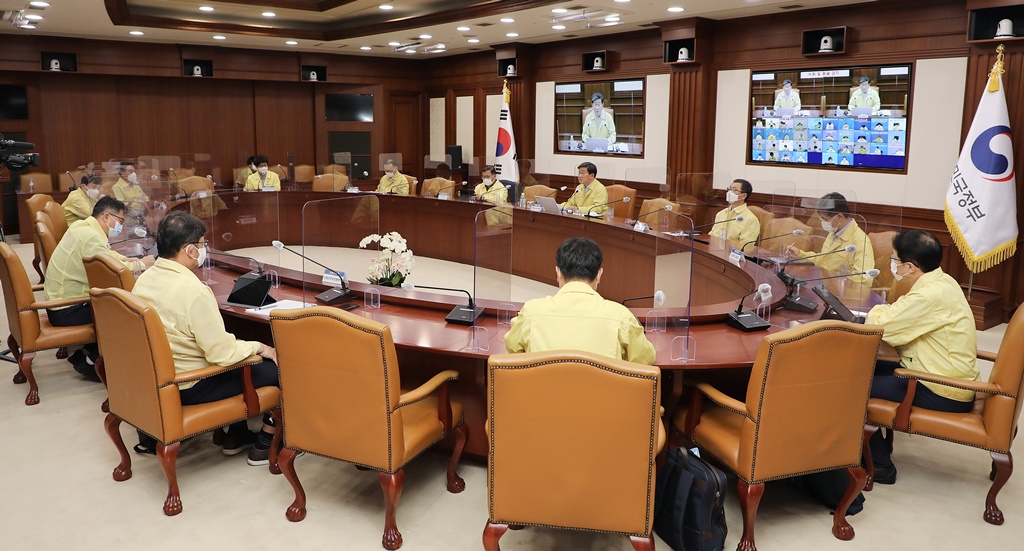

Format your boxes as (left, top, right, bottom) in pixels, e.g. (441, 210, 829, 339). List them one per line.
(668, 7, 685, 12)
(212, 35, 226, 40)
(500, 18, 515, 23)
(285, 40, 298, 45)
(615, 0, 630, 3)
(552, 25, 566, 30)
(606, 16, 620, 21)
(380, 4, 393, 10)
(388, 41, 401, 46)
(199, 6, 214, 12)
(29, 1, 50, 7)
(360, 46, 372, 50)
(468, 38, 480, 43)
(129, 31, 144, 36)
(552, 8, 568, 14)
(262, 12, 276, 17)
(20, 24, 36, 29)
(405, 49, 416, 54)
(419, 34, 432, 39)
(456, 26, 470, 31)
(24, 14, 43, 20)
(506, 32, 519, 37)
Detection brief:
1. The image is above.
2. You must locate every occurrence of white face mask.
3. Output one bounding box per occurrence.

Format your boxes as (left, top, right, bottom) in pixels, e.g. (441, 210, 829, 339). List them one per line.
(726, 190, 740, 203)
(191, 244, 207, 267)
(258, 166, 269, 175)
(107, 218, 123, 239)
(386, 170, 395, 178)
(250, 164, 257, 172)
(126, 172, 138, 184)
(890, 259, 905, 281)
(482, 178, 492, 186)
(821, 218, 834, 233)
(86, 188, 100, 199)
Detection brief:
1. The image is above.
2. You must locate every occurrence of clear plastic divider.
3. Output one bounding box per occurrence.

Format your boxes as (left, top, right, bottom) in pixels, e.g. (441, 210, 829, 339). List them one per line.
(653, 213, 695, 363)
(199, 189, 281, 295)
(473, 206, 514, 316)
(300, 195, 382, 307)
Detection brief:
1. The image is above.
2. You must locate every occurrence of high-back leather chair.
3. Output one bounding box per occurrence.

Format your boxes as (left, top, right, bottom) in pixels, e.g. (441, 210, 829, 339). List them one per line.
(867, 231, 898, 300)
(766, 216, 814, 252)
(674, 321, 883, 551)
(91, 287, 280, 516)
(25, 194, 54, 282)
(863, 305, 1024, 525)
(175, 175, 213, 196)
(21, 172, 54, 193)
(33, 214, 58, 277)
(323, 163, 347, 176)
(293, 164, 316, 183)
(605, 184, 637, 219)
(420, 177, 454, 198)
(638, 198, 689, 232)
(403, 175, 418, 196)
(84, 253, 136, 293)
(523, 184, 556, 202)
(313, 173, 350, 192)
(269, 307, 468, 550)
(746, 205, 775, 242)
(0, 242, 95, 406)
(270, 164, 288, 181)
(484, 351, 664, 551)
(42, 201, 70, 243)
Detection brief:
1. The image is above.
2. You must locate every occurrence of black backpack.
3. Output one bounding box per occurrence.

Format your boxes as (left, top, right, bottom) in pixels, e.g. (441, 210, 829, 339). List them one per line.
(654, 448, 728, 551)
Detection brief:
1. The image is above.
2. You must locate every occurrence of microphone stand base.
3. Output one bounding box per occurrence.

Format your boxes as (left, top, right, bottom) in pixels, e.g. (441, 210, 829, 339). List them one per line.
(782, 294, 819, 312)
(726, 310, 771, 332)
(446, 304, 484, 325)
(316, 287, 356, 309)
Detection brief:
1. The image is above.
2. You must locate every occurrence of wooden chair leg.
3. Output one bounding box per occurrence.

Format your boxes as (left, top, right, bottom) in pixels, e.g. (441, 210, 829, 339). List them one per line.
(629, 535, 656, 550)
(32, 256, 44, 284)
(18, 351, 38, 405)
(269, 409, 283, 475)
(833, 466, 866, 541)
(862, 425, 877, 491)
(157, 441, 183, 516)
(447, 423, 468, 493)
(737, 479, 765, 551)
(9, 335, 26, 384)
(56, 346, 68, 359)
(379, 470, 405, 550)
(985, 451, 1013, 525)
(280, 447, 307, 522)
(101, 398, 110, 413)
(482, 522, 509, 551)
(104, 413, 132, 482)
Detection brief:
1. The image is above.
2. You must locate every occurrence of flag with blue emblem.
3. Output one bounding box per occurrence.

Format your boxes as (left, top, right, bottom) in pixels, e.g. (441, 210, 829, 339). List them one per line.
(494, 81, 519, 184)
(945, 46, 1017, 272)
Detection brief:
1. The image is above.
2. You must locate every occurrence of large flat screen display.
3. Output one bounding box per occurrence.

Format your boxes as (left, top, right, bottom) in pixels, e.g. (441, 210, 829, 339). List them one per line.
(749, 64, 911, 171)
(554, 79, 644, 156)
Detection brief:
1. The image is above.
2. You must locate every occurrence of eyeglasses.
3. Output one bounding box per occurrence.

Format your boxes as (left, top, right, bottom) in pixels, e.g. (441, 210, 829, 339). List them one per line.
(191, 241, 208, 249)
(109, 213, 125, 224)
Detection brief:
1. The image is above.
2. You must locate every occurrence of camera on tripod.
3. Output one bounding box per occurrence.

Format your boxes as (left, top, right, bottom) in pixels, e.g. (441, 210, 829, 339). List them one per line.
(0, 135, 40, 172)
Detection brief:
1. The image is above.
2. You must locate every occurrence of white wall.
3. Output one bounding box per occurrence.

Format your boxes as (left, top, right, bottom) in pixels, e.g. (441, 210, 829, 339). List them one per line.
(534, 74, 671, 185)
(429, 97, 445, 162)
(456, 95, 474, 161)
(713, 58, 968, 209)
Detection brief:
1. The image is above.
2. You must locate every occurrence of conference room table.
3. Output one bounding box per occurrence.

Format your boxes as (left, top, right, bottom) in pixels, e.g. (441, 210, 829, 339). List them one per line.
(164, 190, 886, 459)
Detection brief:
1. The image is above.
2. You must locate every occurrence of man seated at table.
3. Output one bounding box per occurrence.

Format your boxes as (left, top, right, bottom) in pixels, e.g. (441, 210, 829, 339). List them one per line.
(849, 76, 881, 112)
(112, 163, 151, 211)
(785, 192, 875, 283)
(474, 165, 508, 205)
(504, 237, 655, 365)
(244, 155, 281, 192)
(62, 174, 102, 227)
(774, 79, 801, 110)
(582, 92, 616, 145)
(44, 197, 155, 380)
(865, 230, 978, 484)
(562, 162, 609, 217)
(710, 178, 760, 245)
(132, 211, 280, 463)
(376, 158, 409, 195)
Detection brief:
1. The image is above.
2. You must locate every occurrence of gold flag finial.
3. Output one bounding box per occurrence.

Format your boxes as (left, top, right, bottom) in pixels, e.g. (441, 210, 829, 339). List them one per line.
(987, 44, 1005, 92)
(503, 80, 511, 103)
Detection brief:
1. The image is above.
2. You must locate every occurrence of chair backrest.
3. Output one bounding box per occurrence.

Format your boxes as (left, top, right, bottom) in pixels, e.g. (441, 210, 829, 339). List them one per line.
(42, 201, 70, 242)
(523, 184, 556, 202)
(487, 351, 661, 536)
(773, 88, 801, 100)
(233, 166, 248, 186)
(404, 175, 419, 196)
(312, 173, 350, 192)
(581, 107, 615, 127)
(33, 215, 58, 275)
(638, 198, 687, 232)
(270, 307, 404, 471)
(90, 287, 181, 442)
(867, 231, 898, 296)
(168, 167, 195, 179)
(746, 205, 775, 241)
(982, 305, 1024, 450)
(0, 242, 41, 347)
(766, 217, 814, 251)
(740, 320, 882, 483)
(270, 165, 288, 180)
(848, 85, 879, 100)
(293, 164, 316, 183)
(176, 175, 214, 196)
(323, 163, 347, 176)
(605, 184, 637, 219)
(25, 194, 54, 228)
(21, 172, 54, 193)
(420, 177, 453, 198)
(84, 253, 136, 292)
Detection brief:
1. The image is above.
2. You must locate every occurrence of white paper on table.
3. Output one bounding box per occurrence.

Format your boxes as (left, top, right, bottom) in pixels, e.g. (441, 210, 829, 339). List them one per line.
(244, 299, 315, 318)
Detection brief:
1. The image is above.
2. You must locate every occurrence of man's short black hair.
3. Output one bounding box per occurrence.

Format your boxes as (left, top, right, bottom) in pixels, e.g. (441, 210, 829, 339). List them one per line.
(733, 178, 753, 197)
(816, 192, 850, 216)
(591, 92, 604, 103)
(384, 158, 397, 168)
(246, 156, 255, 166)
(556, 237, 603, 282)
(782, 79, 792, 86)
(157, 211, 207, 259)
(893, 230, 942, 273)
(81, 175, 101, 187)
(577, 162, 598, 177)
(254, 155, 269, 166)
(859, 76, 870, 84)
(118, 163, 134, 176)
(482, 165, 495, 176)
(92, 196, 125, 218)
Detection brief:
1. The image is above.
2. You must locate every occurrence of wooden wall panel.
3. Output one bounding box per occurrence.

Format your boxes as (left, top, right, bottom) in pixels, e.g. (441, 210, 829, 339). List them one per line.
(254, 83, 316, 167)
(390, 92, 423, 176)
(37, 74, 120, 171)
(186, 79, 257, 178)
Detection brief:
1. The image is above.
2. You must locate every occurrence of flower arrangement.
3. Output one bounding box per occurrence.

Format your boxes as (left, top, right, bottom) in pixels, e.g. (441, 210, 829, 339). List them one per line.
(359, 231, 414, 286)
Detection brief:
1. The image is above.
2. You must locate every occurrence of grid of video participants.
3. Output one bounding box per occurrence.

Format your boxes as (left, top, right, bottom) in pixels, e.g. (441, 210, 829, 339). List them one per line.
(751, 116, 906, 170)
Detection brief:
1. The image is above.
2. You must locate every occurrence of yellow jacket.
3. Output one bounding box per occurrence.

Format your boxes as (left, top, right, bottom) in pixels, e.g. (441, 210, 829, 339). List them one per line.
(43, 217, 145, 307)
(61, 188, 98, 227)
(244, 171, 281, 192)
(711, 203, 760, 246)
(474, 181, 509, 205)
(112, 178, 150, 205)
(562, 179, 609, 216)
(376, 172, 409, 195)
(797, 218, 875, 282)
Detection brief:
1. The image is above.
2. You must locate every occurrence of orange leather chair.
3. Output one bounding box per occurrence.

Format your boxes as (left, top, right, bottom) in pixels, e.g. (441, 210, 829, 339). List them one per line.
(269, 307, 468, 550)
(746, 205, 775, 242)
(293, 164, 316, 184)
(323, 163, 347, 176)
(25, 194, 54, 282)
(91, 287, 280, 516)
(637, 197, 689, 232)
(404, 175, 418, 196)
(84, 253, 137, 413)
(605, 184, 637, 219)
(523, 184, 556, 202)
(674, 321, 883, 551)
(420, 177, 454, 198)
(33, 214, 58, 277)
(270, 164, 288, 181)
(21, 172, 54, 193)
(42, 201, 70, 243)
(175, 175, 213, 196)
(483, 351, 664, 551)
(766, 216, 814, 252)
(867, 231, 898, 301)
(313, 173, 351, 192)
(863, 304, 1024, 525)
(0, 242, 95, 406)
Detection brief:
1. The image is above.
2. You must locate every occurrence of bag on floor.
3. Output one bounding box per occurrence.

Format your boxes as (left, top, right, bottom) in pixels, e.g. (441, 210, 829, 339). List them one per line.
(790, 469, 866, 515)
(654, 448, 727, 551)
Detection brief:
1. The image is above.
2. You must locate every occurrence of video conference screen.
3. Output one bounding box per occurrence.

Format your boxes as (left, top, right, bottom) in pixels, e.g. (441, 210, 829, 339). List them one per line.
(554, 79, 644, 156)
(749, 64, 911, 171)
(326, 94, 374, 123)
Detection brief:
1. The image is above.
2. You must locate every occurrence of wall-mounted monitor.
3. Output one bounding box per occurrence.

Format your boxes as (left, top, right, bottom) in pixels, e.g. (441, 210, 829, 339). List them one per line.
(554, 78, 644, 157)
(325, 94, 374, 122)
(0, 85, 29, 120)
(749, 64, 912, 172)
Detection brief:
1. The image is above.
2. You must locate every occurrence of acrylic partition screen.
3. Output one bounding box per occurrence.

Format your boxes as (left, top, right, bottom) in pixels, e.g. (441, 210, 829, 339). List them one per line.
(194, 190, 282, 285)
(473, 205, 516, 329)
(650, 212, 695, 364)
(300, 195, 381, 307)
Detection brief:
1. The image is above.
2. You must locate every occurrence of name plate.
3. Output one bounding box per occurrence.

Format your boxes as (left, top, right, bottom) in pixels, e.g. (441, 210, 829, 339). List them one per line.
(728, 247, 744, 266)
(633, 221, 649, 232)
(261, 185, 275, 192)
(322, 269, 345, 286)
(437, 192, 451, 201)
(346, 186, 360, 193)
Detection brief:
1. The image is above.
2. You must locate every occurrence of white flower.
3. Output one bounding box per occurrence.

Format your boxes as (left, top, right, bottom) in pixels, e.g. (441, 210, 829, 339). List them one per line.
(392, 241, 407, 253)
(359, 234, 380, 248)
(380, 235, 394, 250)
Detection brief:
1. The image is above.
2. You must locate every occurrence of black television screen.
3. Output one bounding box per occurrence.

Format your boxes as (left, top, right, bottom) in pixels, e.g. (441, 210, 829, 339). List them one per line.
(326, 94, 374, 122)
(0, 85, 29, 120)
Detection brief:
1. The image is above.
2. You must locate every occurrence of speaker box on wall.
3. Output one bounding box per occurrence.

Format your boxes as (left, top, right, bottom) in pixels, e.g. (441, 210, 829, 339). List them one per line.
(41, 52, 77, 72)
(301, 65, 326, 82)
(183, 59, 214, 78)
(446, 145, 463, 170)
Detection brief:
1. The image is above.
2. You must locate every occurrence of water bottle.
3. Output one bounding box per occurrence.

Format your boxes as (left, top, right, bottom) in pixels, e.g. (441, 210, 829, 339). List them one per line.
(517, 192, 526, 208)
(28, 178, 34, 193)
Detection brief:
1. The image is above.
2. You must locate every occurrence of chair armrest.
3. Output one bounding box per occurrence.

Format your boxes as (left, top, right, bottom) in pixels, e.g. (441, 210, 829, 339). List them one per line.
(27, 296, 91, 311)
(692, 382, 751, 419)
(977, 350, 998, 363)
(398, 370, 459, 407)
(893, 368, 1006, 396)
(31, 284, 43, 292)
(169, 355, 263, 386)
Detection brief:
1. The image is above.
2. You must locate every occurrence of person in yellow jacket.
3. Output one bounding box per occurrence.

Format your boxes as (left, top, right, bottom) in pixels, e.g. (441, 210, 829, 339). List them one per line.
(562, 162, 609, 217)
(376, 159, 409, 195)
(711, 179, 760, 246)
(474, 165, 510, 226)
(848, 76, 881, 111)
(581, 92, 616, 144)
(244, 155, 281, 191)
(61, 175, 102, 227)
(785, 192, 875, 283)
(773, 79, 801, 110)
(112, 163, 150, 208)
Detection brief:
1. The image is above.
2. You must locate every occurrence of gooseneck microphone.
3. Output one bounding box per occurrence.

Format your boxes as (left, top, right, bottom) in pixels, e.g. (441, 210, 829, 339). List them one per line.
(740, 229, 805, 253)
(541, 186, 569, 197)
(621, 290, 666, 307)
(271, 240, 354, 307)
(781, 244, 858, 266)
(634, 204, 672, 221)
(207, 250, 265, 275)
(586, 196, 630, 217)
(726, 283, 772, 332)
(400, 282, 483, 325)
(560, 186, 582, 213)
(693, 215, 745, 231)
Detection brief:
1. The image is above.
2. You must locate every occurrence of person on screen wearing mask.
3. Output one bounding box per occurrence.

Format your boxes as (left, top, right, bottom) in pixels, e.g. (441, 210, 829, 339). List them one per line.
(44, 197, 155, 381)
(112, 163, 151, 208)
(132, 211, 280, 463)
(504, 237, 655, 365)
(62, 174, 103, 226)
(785, 192, 874, 283)
(375, 158, 409, 195)
(562, 162, 609, 217)
(474, 165, 508, 205)
(581, 92, 617, 145)
(849, 76, 881, 111)
(244, 155, 281, 192)
(710, 179, 760, 245)
(773, 79, 801, 110)
(864, 230, 978, 485)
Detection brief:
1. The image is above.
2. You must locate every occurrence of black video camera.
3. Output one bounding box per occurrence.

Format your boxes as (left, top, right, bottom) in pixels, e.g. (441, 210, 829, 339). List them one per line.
(0, 135, 40, 172)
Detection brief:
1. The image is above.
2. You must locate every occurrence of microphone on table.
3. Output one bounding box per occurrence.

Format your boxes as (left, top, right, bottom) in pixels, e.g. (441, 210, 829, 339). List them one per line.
(277, 164, 289, 183)
(778, 268, 880, 312)
(621, 290, 666, 307)
(634, 204, 672, 221)
(779, 244, 858, 271)
(400, 282, 483, 325)
(586, 196, 630, 218)
(207, 250, 265, 275)
(740, 229, 805, 253)
(271, 240, 354, 307)
(541, 186, 568, 197)
(726, 283, 773, 332)
(693, 215, 745, 231)
(65, 170, 74, 189)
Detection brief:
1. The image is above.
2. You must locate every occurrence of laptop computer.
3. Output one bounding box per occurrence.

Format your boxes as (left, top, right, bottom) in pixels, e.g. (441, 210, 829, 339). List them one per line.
(584, 137, 609, 152)
(849, 107, 874, 118)
(772, 108, 796, 118)
(535, 195, 564, 214)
